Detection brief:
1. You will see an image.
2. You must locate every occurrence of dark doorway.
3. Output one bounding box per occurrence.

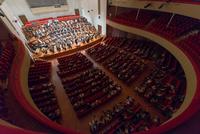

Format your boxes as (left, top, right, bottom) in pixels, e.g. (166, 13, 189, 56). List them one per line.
(98, 25, 102, 34)
(74, 9, 80, 16)
(19, 15, 28, 25)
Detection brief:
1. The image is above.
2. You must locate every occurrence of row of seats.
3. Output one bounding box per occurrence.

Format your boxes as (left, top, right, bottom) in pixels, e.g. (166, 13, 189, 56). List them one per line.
(60, 68, 122, 118)
(106, 37, 186, 117)
(57, 53, 93, 78)
(28, 60, 51, 86)
(107, 7, 192, 120)
(0, 40, 15, 124)
(104, 50, 146, 85)
(104, 37, 126, 48)
(0, 88, 10, 122)
(179, 32, 200, 66)
(105, 36, 183, 76)
(87, 38, 162, 85)
(88, 36, 186, 119)
(0, 43, 2, 54)
(28, 60, 61, 122)
(148, 14, 199, 40)
(0, 42, 15, 81)
(89, 96, 161, 134)
(108, 7, 200, 68)
(156, 52, 184, 75)
(87, 43, 118, 62)
(109, 7, 200, 40)
(105, 37, 160, 59)
(135, 66, 186, 118)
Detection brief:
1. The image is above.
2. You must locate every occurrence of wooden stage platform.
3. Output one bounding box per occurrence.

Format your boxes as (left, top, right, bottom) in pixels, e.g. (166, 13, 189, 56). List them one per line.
(33, 37, 103, 60)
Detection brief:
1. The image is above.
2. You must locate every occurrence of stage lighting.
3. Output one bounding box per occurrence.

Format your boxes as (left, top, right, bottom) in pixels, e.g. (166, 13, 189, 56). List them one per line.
(0, 9, 5, 17)
(144, 3, 152, 8)
(158, 4, 165, 9)
(158, 0, 172, 9)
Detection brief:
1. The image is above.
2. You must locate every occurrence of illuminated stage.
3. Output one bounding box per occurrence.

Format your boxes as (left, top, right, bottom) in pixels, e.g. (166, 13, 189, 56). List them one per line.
(31, 37, 103, 60)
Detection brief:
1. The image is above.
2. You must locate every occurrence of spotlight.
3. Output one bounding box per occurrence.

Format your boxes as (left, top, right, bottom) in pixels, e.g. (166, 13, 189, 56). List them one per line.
(158, 4, 165, 9)
(144, 3, 152, 8)
(158, 0, 172, 9)
(0, 10, 5, 17)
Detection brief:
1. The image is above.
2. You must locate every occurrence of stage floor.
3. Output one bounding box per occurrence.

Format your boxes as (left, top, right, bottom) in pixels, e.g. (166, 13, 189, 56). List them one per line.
(32, 37, 103, 60)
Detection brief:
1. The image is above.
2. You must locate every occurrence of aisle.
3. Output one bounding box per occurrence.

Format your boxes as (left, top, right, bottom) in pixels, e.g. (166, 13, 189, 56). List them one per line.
(50, 59, 85, 133)
(51, 59, 101, 133)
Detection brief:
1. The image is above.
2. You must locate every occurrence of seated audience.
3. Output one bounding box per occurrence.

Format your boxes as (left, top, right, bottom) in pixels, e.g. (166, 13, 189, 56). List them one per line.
(135, 64, 186, 118)
(89, 96, 161, 133)
(0, 41, 15, 81)
(0, 41, 15, 123)
(28, 60, 61, 122)
(87, 42, 118, 62)
(104, 50, 146, 85)
(57, 53, 93, 78)
(60, 68, 122, 118)
(0, 87, 11, 123)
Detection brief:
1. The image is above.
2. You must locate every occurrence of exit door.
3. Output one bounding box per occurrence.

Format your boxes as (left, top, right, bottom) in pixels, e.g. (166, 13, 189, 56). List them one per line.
(19, 15, 28, 25)
(98, 25, 102, 34)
